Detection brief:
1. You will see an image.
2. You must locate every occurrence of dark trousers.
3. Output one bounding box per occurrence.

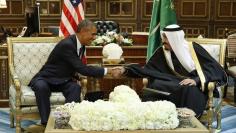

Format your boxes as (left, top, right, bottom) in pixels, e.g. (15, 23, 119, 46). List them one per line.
(31, 79, 81, 125)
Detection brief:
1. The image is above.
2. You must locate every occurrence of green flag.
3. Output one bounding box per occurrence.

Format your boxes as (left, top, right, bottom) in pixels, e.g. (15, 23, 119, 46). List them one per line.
(147, 0, 177, 61)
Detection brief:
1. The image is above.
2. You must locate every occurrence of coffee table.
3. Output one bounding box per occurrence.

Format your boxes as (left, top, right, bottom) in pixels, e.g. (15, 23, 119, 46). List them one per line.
(45, 114, 208, 133)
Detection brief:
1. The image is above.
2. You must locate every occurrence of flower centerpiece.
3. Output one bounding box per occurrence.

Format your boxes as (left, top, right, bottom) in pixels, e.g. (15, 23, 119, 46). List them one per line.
(91, 31, 133, 46)
(53, 85, 180, 131)
(102, 43, 124, 64)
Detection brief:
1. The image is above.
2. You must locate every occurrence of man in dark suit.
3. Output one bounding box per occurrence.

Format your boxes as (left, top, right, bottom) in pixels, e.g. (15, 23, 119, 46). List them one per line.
(29, 19, 121, 125)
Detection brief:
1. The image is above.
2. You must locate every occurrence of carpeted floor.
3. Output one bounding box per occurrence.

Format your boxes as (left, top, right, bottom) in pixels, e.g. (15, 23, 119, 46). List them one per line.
(0, 108, 37, 133)
(0, 105, 236, 133)
(213, 105, 236, 133)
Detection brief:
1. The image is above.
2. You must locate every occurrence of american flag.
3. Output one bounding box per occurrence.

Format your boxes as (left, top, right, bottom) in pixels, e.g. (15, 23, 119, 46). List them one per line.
(59, 0, 84, 37)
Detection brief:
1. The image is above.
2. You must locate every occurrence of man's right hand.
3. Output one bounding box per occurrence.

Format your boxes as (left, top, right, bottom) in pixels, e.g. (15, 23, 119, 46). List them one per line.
(179, 78, 196, 86)
(107, 66, 125, 78)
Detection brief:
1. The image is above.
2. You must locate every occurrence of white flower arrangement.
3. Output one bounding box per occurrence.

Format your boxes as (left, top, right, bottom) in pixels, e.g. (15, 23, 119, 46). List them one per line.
(109, 85, 141, 103)
(66, 85, 179, 131)
(102, 43, 123, 59)
(91, 31, 133, 46)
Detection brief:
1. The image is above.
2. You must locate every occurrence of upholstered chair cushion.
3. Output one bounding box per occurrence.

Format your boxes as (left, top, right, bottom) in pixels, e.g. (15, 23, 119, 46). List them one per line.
(94, 21, 119, 35)
(9, 85, 65, 106)
(12, 43, 56, 85)
(200, 44, 220, 63)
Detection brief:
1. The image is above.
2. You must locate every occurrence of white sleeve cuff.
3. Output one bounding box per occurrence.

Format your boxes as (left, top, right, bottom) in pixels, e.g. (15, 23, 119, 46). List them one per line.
(104, 68, 107, 75)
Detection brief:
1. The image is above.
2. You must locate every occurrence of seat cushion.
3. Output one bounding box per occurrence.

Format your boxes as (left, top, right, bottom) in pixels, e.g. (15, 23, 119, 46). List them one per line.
(9, 99, 61, 114)
(9, 85, 65, 106)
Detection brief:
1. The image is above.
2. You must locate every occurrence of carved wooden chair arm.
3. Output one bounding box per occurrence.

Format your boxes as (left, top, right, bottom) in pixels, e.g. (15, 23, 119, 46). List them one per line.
(74, 72, 87, 100)
(9, 64, 21, 92)
(9, 63, 22, 107)
(80, 76, 88, 100)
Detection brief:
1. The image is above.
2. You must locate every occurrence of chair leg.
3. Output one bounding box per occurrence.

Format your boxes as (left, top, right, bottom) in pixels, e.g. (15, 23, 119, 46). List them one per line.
(15, 115, 21, 133)
(9, 108, 14, 128)
(207, 82, 215, 131)
(216, 109, 222, 132)
(234, 78, 236, 103)
(15, 105, 21, 133)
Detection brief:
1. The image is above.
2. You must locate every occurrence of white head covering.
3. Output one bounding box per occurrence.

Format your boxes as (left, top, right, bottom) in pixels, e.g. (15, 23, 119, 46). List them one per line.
(161, 24, 195, 72)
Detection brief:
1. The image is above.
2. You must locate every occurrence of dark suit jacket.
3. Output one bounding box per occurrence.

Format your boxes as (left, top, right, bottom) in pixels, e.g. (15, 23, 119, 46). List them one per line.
(29, 35, 104, 86)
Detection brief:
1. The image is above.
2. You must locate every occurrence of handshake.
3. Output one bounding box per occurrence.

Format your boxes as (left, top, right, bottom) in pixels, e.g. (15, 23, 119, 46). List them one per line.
(107, 66, 126, 78)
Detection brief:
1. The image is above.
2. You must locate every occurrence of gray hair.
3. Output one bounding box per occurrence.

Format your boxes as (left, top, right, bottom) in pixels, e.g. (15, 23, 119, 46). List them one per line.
(77, 19, 95, 32)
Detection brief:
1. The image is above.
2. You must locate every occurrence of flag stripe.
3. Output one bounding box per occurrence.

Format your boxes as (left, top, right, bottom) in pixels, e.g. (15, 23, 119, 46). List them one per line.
(63, 5, 78, 32)
(76, 6, 83, 22)
(60, 21, 70, 37)
(64, 0, 79, 24)
(78, 3, 84, 20)
(61, 12, 75, 35)
(59, 0, 84, 37)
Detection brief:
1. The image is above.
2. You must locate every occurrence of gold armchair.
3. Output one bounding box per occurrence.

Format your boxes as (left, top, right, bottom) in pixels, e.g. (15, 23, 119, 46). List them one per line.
(143, 38, 227, 132)
(225, 33, 236, 103)
(7, 37, 87, 133)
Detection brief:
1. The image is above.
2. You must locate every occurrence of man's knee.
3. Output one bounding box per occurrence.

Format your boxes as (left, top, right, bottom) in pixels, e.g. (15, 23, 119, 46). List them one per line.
(32, 80, 50, 94)
(69, 82, 81, 94)
(64, 82, 81, 102)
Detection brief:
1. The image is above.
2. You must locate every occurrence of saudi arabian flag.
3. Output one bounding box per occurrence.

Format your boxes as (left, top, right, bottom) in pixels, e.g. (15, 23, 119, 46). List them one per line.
(147, 0, 177, 61)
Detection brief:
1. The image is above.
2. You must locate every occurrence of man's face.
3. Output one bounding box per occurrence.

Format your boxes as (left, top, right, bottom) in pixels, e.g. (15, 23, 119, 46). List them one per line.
(162, 33, 172, 51)
(79, 26, 97, 45)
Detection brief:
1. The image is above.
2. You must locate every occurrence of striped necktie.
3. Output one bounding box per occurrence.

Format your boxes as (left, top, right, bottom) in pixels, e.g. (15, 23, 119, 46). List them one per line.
(80, 46, 87, 65)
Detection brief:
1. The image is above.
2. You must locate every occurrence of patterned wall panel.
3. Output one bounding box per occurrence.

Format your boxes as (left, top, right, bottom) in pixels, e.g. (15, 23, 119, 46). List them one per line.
(215, 0, 236, 20)
(105, 0, 137, 20)
(0, 0, 24, 16)
(141, 23, 150, 32)
(119, 23, 137, 33)
(181, 25, 208, 38)
(141, 0, 152, 20)
(215, 26, 236, 38)
(84, 0, 101, 19)
(179, 0, 210, 20)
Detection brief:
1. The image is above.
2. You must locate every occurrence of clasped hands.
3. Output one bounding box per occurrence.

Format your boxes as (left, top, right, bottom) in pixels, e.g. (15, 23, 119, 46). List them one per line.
(107, 66, 125, 78)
